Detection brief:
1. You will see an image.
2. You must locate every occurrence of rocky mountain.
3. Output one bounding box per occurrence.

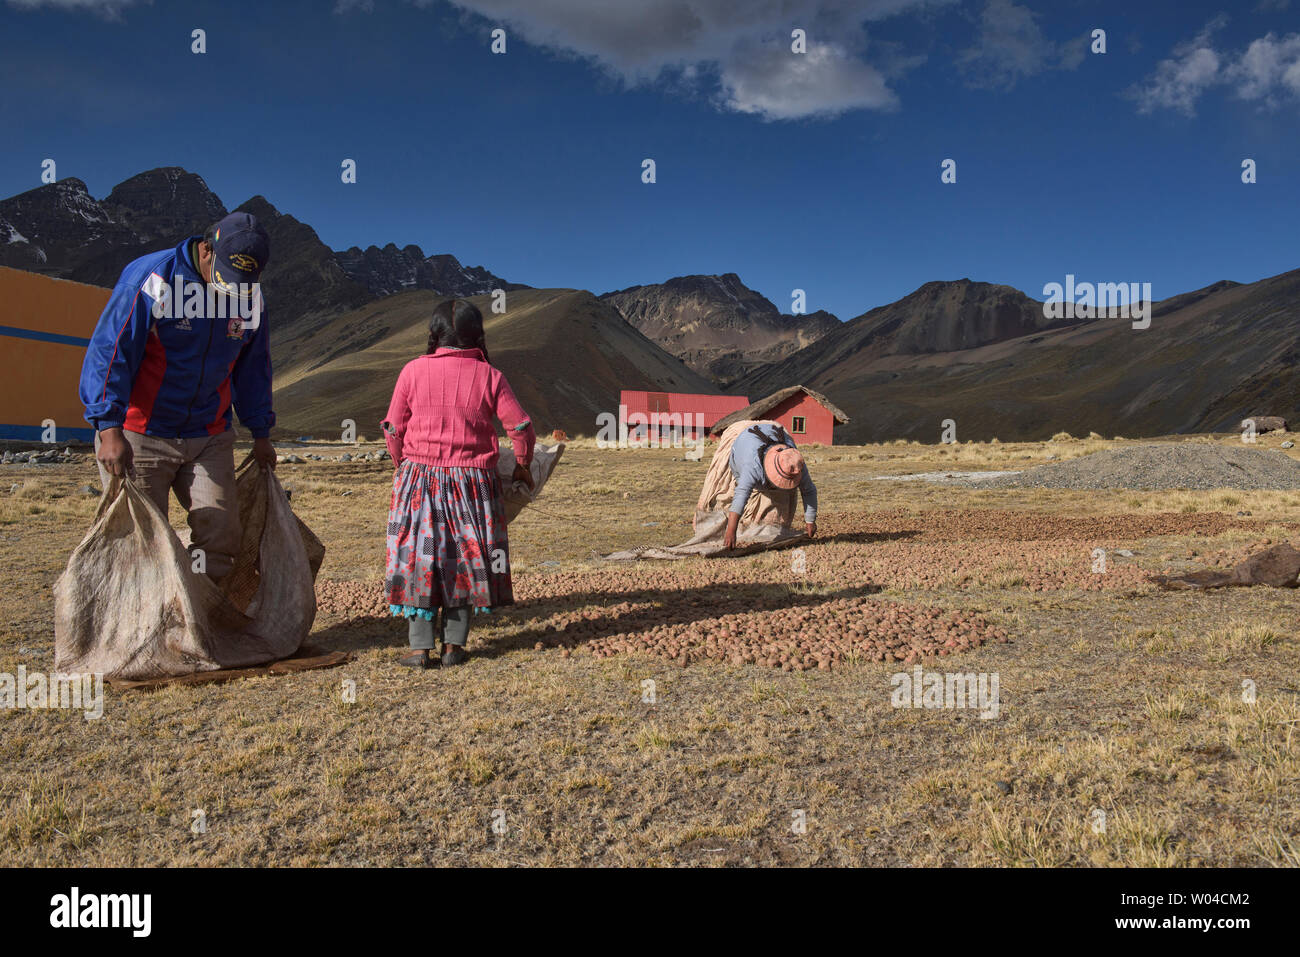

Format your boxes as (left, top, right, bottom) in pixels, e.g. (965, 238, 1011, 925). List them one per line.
(73, 169, 231, 288)
(0, 169, 236, 290)
(233, 195, 371, 342)
(0, 212, 48, 272)
(737, 272, 1300, 443)
(599, 273, 840, 386)
(272, 287, 717, 437)
(9, 167, 1294, 443)
(0, 168, 521, 344)
(335, 243, 527, 299)
(0, 177, 142, 279)
(739, 278, 1065, 393)
(100, 168, 228, 249)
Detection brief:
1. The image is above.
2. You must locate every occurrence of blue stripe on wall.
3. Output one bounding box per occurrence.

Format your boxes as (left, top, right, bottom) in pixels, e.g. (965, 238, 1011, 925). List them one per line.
(0, 324, 91, 347)
(0, 424, 95, 442)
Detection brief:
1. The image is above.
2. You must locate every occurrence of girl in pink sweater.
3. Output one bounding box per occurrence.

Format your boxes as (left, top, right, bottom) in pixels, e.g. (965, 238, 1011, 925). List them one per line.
(382, 298, 535, 669)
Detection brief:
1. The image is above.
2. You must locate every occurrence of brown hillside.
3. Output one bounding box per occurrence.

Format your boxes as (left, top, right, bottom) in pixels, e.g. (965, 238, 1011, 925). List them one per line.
(737, 271, 1300, 443)
(271, 287, 716, 438)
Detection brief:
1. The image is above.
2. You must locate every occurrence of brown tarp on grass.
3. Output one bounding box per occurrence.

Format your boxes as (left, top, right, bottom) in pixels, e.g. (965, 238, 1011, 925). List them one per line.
(1150, 543, 1300, 590)
(109, 644, 351, 691)
(604, 420, 807, 560)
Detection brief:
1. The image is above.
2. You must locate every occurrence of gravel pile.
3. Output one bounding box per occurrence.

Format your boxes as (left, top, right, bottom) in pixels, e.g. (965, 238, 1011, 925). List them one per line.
(277, 450, 389, 463)
(978, 445, 1300, 491)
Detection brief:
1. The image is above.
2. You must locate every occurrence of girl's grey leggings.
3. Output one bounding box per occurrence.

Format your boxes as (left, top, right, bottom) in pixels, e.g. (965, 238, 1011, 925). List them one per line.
(407, 607, 471, 650)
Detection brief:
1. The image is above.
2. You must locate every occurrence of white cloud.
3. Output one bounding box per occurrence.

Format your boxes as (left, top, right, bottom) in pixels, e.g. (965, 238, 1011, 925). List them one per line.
(722, 40, 898, 118)
(1226, 32, 1300, 101)
(957, 0, 1050, 88)
(436, 0, 951, 120)
(956, 0, 1087, 89)
(5, 0, 145, 14)
(1134, 45, 1220, 115)
(1132, 19, 1300, 115)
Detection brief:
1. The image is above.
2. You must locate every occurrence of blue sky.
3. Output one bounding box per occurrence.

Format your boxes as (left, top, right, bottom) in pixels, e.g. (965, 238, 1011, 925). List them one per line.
(1, 0, 1296, 320)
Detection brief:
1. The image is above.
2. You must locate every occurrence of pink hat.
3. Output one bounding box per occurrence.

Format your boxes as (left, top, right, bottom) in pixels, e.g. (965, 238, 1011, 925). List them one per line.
(764, 446, 805, 489)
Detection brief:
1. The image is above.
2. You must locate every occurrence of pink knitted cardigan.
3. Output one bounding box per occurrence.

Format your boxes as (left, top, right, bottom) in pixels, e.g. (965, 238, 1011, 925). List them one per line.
(382, 347, 535, 469)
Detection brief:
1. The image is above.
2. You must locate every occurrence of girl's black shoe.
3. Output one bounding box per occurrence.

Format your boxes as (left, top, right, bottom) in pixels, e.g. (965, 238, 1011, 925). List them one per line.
(399, 650, 435, 669)
(441, 645, 470, 667)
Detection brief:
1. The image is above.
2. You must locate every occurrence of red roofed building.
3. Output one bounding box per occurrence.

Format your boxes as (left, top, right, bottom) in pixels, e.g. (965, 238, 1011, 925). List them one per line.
(619, 391, 750, 442)
(708, 385, 850, 446)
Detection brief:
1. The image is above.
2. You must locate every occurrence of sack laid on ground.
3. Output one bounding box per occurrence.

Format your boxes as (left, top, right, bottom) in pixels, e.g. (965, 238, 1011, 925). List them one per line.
(1151, 543, 1300, 590)
(497, 442, 565, 524)
(54, 460, 324, 680)
(604, 420, 805, 560)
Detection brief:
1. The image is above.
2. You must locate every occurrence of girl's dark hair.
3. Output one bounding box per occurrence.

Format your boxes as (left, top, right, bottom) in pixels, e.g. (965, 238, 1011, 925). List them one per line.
(427, 298, 490, 363)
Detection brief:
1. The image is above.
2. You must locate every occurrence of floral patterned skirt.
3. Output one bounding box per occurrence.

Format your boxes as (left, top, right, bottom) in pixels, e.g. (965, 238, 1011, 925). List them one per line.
(384, 462, 513, 615)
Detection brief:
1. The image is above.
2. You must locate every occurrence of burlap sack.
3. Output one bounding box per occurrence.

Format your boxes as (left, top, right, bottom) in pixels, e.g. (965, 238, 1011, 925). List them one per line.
(54, 460, 323, 680)
(497, 442, 565, 524)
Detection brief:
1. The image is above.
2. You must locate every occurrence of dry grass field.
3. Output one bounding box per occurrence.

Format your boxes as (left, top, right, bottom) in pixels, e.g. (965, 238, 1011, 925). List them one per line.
(2, 432, 1298, 867)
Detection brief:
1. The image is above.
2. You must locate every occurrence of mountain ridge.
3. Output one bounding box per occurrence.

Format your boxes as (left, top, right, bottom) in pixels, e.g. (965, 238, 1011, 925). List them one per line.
(599, 272, 840, 386)
(737, 269, 1300, 443)
(3, 167, 1295, 440)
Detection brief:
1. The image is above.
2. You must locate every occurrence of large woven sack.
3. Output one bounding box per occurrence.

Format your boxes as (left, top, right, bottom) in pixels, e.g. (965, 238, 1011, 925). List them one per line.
(54, 460, 324, 680)
(497, 442, 565, 524)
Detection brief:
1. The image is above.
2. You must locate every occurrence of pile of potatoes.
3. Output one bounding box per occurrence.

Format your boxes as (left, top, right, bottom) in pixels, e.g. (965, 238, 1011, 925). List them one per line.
(315, 579, 389, 618)
(311, 506, 1259, 669)
(532, 595, 1009, 671)
(848, 507, 1260, 542)
(815, 540, 1156, 592)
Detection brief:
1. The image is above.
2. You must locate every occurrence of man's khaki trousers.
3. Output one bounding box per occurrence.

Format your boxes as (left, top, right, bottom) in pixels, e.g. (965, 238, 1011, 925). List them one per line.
(95, 429, 240, 580)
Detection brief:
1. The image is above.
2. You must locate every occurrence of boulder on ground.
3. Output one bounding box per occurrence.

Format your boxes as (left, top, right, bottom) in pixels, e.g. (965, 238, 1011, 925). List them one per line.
(1240, 416, 1288, 434)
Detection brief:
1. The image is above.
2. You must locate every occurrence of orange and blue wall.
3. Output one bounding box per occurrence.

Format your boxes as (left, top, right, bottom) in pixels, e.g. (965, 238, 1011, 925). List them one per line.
(0, 266, 109, 442)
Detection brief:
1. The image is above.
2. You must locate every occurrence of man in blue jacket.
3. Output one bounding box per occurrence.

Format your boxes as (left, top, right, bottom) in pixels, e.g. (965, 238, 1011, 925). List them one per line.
(79, 211, 277, 581)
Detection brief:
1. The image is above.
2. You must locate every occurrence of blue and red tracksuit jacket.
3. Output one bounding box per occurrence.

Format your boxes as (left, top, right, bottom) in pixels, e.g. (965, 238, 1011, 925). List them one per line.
(79, 238, 275, 438)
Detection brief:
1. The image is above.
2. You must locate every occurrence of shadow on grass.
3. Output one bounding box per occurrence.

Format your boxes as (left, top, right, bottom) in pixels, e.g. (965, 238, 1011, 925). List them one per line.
(815, 529, 920, 547)
(308, 529, 915, 660)
(310, 581, 887, 660)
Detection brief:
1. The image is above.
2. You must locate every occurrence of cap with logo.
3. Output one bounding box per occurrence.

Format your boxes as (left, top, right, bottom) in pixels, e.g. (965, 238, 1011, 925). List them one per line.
(209, 212, 270, 301)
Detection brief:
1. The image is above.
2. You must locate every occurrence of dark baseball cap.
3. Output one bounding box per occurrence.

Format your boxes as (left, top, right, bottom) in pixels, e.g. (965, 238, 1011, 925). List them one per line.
(209, 212, 270, 300)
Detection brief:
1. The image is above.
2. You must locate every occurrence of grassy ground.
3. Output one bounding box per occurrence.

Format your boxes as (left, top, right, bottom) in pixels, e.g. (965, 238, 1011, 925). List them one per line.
(1, 433, 1298, 866)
